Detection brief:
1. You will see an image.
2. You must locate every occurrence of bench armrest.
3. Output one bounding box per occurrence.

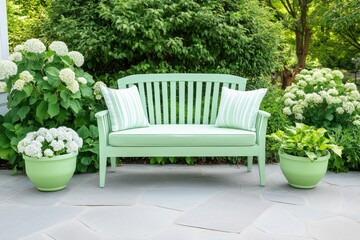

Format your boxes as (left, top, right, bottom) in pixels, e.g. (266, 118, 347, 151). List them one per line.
(255, 110, 271, 145)
(95, 110, 111, 147)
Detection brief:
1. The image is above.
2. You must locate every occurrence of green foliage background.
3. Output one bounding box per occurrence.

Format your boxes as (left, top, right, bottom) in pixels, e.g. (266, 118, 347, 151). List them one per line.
(43, 0, 282, 83)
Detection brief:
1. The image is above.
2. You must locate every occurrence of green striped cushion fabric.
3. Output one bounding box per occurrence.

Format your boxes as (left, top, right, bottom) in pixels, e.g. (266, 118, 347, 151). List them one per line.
(215, 87, 267, 131)
(100, 86, 150, 131)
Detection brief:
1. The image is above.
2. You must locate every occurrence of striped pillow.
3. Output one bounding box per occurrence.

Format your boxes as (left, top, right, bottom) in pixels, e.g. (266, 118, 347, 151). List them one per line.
(100, 85, 150, 131)
(215, 87, 267, 131)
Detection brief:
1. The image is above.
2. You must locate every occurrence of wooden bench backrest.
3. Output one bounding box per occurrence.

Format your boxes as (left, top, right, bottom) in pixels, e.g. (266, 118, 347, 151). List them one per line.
(118, 74, 247, 125)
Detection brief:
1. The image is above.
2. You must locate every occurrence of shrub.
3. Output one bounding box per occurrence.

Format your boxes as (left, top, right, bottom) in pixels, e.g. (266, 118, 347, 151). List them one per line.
(328, 126, 360, 172)
(282, 68, 360, 129)
(260, 84, 291, 162)
(0, 39, 103, 173)
(43, 0, 282, 83)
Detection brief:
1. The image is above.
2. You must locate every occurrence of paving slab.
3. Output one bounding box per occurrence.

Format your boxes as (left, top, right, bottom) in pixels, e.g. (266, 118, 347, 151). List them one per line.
(45, 220, 102, 240)
(239, 227, 314, 240)
(307, 216, 360, 240)
(78, 205, 179, 239)
(148, 226, 197, 240)
(0, 206, 83, 240)
(175, 191, 272, 233)
(254, 206, 306, 236)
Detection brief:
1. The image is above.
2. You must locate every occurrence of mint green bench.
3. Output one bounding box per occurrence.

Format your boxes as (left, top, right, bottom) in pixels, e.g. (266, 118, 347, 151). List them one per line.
(95, 74, 270, 187)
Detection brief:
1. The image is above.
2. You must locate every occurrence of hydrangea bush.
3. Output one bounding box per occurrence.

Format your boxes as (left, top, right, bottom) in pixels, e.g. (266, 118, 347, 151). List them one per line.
(282, 68, 360, 129)
(17, 127, 83, 158)
(0, 39, 105, 172)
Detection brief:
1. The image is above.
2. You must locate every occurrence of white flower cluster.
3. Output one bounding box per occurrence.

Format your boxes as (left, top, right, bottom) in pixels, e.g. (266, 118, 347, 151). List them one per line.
(0, 60, 18, 80)
(0, 81, 7, 92)
(77, 77, 87, 85)
(24, 39, 46, 54)
(68, 51, 84, 67)
(49, 41, 69, 56)
(93, 81, 106, 100)
(12, 71, 35, 91)
(17, 127, 83, 158)
(283, 68, 360, 125)
(14, 44, 24, 52)
(8, 52, 23, 62)
(59, 68, 80, 94)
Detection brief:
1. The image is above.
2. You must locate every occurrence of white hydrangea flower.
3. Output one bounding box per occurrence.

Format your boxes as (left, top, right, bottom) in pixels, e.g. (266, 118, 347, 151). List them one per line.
(14, 44, 24, 52)
(49, 41, 69, 56)
(50, 140, 65, 152)
(93, 81, 107, 100)
(283, 107, 292, 115)
(326, 96, 342, 104)
(19, 71, 34, 82)
(48, 56, 54, 63)
(13, 79, 26, 91)
(343, 102, 355, 114)
(24, 39, 46, 54)
(327, 88, 339, 96)
(43, 76, 48, 81)
(300, 69, 309, 74)
(59, 68, 76, 85)
(350, 91, 360, 101)
(17, 138, 32, 153)
(44, 149, 54, 157)
(296, 90, 305, 96)
(284, 92, 296, 99)
(332, 70, 344, 79)
(336, 107, 345, 114)
(65, 141, 79, 153)
(68, 51, 85, 67)
(344, 83, 357, 91)
(295, 113, 304, 120)
(77, 77, 87, 85)
(0, 81, 7, 92)
(66, 80, 80, 94)
(284, 98, 295, 106)
(36, 136, 45, 143)
(353, 120, 360, 126)
(305, 93, 323, 104)
(26, 132, 37, 141)
(292, 105, 304, 114)
(297, 80, 307, 87)
(8, 52, 23, 62)
(0, 60, 18, 80)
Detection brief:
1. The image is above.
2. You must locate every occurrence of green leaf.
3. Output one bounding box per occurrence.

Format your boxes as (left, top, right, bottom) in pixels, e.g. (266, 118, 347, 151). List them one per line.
(325, 113, 334, 121)
(23, 84, 34, 97)
(47, 93, 58, 104)
(81, 157, 93, 165)
(45, 66, 60, 78)
(60, 55, 74, 66)
(0, 134, 10, 148)
(80, 85, 93, 98)
(48, 102, 60, 118)
(36, 101, 49, 123)
(77, 125, 90, 138)
(17, 106, 30, 121)
(69, 100, 82, 113)
(3, 123, 14, 131)
(89, 125, 99, 138)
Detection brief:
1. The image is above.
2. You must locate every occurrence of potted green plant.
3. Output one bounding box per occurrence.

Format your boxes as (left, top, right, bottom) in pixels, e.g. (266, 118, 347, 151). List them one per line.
(17, 126, 83, 191)
(268, 123, 342, 189)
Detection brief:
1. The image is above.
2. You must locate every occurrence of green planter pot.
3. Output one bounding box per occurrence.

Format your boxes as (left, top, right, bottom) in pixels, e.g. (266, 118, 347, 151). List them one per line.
(279, 151, 330, 189)
(23, 152, 77, 192)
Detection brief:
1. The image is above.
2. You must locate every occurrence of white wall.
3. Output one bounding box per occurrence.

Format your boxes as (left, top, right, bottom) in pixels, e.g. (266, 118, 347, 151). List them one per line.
(0, 0, 9, 115)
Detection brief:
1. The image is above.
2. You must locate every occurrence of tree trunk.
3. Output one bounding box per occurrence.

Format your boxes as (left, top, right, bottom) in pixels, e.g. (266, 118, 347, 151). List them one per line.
(281, 66, 294, 89)
(282, 0, 312, 88)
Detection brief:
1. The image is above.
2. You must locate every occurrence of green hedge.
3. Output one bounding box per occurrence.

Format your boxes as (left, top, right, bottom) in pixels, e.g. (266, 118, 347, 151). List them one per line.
(43, 0, 282, 83)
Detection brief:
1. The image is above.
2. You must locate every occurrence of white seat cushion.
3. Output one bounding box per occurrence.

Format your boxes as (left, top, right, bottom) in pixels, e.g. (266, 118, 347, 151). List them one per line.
(109, 124, 256, 147)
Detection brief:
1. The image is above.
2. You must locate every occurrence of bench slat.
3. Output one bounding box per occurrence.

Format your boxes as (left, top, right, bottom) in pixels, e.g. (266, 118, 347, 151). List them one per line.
(179, 81, 185, 124)
(195, 81, 203, 124)
(170, 81, 177, 124)
(137, 82, 149, 120)
(187, 81, 194, 124)
(146, 82, 155, 124)
(202, 82, 212, 124)
(161, 81, 169, 124)
(154, 82, 162, 124)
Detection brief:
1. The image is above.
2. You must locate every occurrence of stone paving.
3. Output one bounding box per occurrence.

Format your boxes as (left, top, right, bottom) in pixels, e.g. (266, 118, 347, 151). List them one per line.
(0, 164, 359, 240)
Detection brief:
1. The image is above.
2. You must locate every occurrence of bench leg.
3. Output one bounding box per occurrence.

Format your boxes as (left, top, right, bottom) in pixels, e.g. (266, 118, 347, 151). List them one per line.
(99, 154, 107, 188)
(110, 157, 117, 172)
(247, 156, 253, 172)
(258, 152, 266, 187)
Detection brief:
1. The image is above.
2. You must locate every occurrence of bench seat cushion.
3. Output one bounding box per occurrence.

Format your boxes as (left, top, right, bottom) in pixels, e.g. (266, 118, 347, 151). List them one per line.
(109, 124, 256, 147)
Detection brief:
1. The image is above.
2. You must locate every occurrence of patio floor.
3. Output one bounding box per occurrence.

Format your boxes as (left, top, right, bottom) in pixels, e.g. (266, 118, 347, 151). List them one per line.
(0, 164, 359, 240)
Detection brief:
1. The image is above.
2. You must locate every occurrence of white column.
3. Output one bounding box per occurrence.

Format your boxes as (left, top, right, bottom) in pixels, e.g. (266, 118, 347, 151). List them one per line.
(0, 0, 9, 115)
